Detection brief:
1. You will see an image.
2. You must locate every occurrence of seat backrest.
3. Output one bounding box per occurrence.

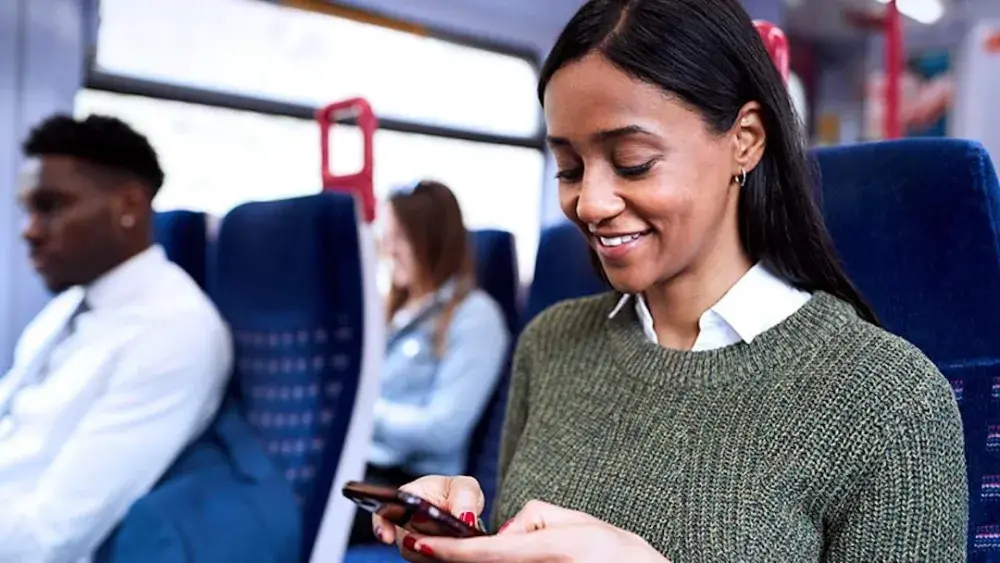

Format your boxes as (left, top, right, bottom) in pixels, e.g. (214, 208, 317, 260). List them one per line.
(814, 138, 1000, 562)
(154, 210, 208, 288)
(464, 229, 520, 520)
(524, 222, 608, 324)
(471, 229, 521, 334)
(209, 193, 382, 563)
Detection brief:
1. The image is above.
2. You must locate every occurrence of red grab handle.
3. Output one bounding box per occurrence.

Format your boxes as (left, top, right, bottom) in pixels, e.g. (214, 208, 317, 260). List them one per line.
(754, 20, 790, 84)
(317, 98, 378, 222)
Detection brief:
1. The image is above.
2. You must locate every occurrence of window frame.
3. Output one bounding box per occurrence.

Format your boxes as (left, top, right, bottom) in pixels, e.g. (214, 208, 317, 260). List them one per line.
(84, 0, 547, 151)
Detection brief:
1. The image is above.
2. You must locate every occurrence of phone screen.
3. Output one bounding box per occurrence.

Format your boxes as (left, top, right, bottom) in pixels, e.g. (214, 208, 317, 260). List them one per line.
(342, 481, 484, 538)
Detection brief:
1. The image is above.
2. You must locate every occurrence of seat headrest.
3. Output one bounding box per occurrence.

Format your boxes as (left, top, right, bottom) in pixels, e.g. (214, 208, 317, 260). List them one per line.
(471, 229, 520, 334)
(814, 138, 1000, 362)
(525, 222, 608, 323)
(154, 210, 207, 288)
(209, 194, 361, 322)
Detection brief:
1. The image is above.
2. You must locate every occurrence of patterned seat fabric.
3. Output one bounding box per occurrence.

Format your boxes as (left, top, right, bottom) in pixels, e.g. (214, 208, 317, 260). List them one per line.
(210, 193, 366, 558)
(814, 139, 1000, 562)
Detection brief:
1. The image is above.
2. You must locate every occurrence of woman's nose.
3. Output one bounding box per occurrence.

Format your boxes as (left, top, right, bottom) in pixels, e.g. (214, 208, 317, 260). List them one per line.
(576, 174, 625, 226)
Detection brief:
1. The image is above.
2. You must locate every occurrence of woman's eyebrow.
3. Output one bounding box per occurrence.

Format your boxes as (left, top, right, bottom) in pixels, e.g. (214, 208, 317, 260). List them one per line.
(547, 124, 656, 148)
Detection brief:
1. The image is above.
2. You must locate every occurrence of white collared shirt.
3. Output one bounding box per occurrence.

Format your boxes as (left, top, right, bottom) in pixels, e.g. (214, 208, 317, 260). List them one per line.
(609, 263, 812, 350)
(0, 245, 232, 562)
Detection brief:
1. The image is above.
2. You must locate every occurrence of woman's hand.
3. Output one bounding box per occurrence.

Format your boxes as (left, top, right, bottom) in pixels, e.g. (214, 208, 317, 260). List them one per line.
(372, 475, 485, 562)
(414, 500, 669, 563)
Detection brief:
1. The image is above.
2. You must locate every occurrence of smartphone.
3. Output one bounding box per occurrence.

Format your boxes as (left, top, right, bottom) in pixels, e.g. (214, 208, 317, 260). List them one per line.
(342, 481, 485, 538)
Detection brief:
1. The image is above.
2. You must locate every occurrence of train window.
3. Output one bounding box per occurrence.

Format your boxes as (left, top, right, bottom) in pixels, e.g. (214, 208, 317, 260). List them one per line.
(74, 89, 543, 282)
(94, 0, 541, 138)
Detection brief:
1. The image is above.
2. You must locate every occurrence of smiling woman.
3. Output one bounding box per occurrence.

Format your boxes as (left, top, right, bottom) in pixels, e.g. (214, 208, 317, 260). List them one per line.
(374, 0, 968, 562)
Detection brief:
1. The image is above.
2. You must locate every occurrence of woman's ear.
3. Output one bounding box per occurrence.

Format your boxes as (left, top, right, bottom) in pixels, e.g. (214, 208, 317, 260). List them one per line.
(731, 101, 766, 175)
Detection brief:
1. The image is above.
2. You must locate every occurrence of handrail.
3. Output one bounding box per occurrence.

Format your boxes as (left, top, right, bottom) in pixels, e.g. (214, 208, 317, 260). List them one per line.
(753, 20, 790, 84)
(317, 98, 378, 222)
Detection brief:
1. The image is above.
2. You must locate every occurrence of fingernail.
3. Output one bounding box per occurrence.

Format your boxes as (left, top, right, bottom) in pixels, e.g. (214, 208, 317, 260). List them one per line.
(373, 527, 383, 543)
(497, 519, 513, 534)
(402, 536, 417, 551)
(418, 543, 435, 557)
(459, 511, 476, 527)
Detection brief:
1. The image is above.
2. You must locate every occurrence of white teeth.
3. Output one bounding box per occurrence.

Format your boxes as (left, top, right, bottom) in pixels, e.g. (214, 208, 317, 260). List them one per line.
(599, 233, 643, 247)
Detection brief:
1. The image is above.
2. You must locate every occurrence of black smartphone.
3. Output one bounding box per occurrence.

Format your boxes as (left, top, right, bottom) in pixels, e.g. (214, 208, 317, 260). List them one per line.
(342, 481, 485, 538)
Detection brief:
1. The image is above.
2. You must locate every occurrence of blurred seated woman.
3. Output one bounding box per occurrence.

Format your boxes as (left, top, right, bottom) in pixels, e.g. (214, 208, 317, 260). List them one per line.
(349, 180, 510, 546)
(375, 0, 967, 561)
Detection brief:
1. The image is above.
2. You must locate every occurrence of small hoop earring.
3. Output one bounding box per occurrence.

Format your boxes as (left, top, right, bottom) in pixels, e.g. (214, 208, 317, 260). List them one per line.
(121, 215, 136, 229)
(736, 167, 747, 187)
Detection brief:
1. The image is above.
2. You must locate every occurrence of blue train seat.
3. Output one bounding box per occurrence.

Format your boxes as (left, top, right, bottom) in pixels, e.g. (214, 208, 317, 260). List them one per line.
(211, 193, 383, 563)
(524, 222, 607, 324)
(466, 229, 520, 521)
(153, 210, 208, 288)
(344, 228, 521, 563)
(94, 403, 301, 563)
(814, 138, 1000, 562)
(472, 229, 521, 334)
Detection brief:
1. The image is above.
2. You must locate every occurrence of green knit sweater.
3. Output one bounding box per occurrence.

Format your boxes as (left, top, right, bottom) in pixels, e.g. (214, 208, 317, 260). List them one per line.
(494, 292, 967, 562)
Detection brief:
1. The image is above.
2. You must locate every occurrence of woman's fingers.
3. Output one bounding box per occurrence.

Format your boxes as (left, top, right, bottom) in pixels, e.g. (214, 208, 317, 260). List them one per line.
(416, 528, 575, 562)
(371, 514, 395, 544)
(496, 500, 599, 535)
(442, 475, 486, 522)
(368, 475, 486, 553)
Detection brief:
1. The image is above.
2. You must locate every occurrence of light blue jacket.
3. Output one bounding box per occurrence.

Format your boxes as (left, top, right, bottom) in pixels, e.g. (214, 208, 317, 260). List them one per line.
(370, 282, 509, 476)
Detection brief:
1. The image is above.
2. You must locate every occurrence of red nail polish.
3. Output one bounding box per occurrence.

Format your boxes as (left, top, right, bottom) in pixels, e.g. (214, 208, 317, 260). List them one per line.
(459, 512, 476, 526)
(402, 535, 417, 551)
(419, 543, 435, 557)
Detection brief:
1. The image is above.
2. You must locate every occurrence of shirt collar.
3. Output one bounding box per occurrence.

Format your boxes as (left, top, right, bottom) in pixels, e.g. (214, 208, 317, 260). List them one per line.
(608, 263, 811, 345)
(708, 263, 810, 343)
(390, 276, 461, 329)
(84, 245, 167, 310)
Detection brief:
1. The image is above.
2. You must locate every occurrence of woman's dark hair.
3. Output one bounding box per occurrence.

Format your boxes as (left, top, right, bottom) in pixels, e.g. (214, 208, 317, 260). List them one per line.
(539, 0, 879, 325)
(386, 180, 476, 354)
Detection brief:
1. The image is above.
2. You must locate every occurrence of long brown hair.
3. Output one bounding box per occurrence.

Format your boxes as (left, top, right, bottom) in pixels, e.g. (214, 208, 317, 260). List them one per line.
(385, 180, 475, 356)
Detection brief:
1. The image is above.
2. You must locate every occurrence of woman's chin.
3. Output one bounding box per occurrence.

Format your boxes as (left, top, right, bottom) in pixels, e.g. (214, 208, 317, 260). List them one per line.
(603, 270, 652, 296)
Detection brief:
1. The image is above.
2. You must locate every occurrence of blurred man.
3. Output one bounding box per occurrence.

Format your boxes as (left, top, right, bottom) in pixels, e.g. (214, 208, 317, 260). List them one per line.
(0, 114, 232, 561)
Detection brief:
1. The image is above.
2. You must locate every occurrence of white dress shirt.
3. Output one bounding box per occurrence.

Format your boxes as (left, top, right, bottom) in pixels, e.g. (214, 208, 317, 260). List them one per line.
(609, 263, 812, 350)
(0, 245, 232, 562)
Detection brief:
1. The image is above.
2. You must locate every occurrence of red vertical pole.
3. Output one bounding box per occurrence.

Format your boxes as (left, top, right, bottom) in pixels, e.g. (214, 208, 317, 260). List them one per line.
(884, 0, 903, 139)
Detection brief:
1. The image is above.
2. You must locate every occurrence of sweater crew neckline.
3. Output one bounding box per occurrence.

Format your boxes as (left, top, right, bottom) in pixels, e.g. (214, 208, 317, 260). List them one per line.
(606, 291, 858, 388)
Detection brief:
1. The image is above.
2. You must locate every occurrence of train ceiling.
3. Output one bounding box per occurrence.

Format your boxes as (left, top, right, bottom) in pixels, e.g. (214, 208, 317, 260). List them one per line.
(294, 0, 997, 55)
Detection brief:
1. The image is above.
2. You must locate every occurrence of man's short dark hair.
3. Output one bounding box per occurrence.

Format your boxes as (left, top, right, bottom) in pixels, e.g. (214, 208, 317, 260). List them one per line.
(23, 114, 165, 196)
